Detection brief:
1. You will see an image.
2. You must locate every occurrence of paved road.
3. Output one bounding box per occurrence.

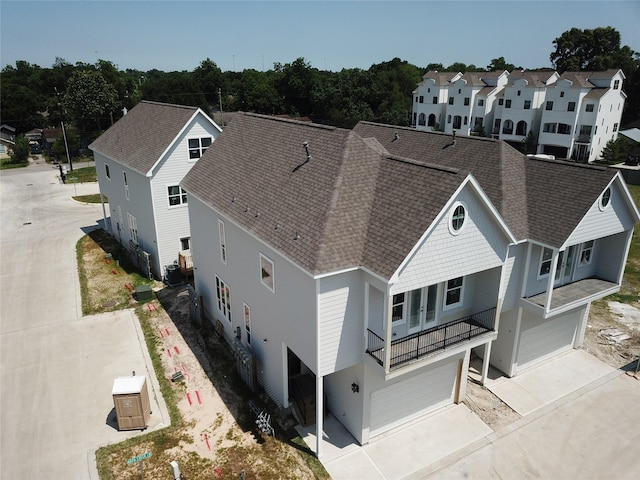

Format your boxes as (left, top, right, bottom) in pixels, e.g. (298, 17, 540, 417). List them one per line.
(0, 164, 167, 479)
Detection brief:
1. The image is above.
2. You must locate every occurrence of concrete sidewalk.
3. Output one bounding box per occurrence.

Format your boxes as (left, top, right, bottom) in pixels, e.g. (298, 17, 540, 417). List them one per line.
(299, 349, 637, 480)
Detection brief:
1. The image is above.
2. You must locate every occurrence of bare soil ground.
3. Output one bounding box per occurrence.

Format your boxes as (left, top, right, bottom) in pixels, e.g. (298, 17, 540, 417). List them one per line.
(463, 300, 640, 430)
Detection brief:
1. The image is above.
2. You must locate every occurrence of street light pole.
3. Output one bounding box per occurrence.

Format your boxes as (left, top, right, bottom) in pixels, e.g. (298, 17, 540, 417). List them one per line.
(55, 87, 73, 171)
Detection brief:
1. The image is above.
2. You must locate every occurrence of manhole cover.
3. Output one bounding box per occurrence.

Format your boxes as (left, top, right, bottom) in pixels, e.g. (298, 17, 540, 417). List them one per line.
(102, 300, 117, 308)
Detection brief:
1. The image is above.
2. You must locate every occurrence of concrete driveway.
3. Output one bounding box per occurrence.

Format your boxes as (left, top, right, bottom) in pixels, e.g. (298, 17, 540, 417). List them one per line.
(301, 350, 640, 480)
(0, 164, 168, 479)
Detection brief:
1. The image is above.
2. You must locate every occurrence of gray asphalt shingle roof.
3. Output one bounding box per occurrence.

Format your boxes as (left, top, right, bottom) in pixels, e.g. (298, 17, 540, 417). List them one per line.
(183, 114, 617, 279)
(89, 101, 200, 175)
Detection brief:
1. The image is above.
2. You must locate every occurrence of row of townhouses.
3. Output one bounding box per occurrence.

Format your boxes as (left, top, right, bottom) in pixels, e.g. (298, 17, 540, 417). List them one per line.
(90, 100, 638, 458)
(412, 69, 627, 163)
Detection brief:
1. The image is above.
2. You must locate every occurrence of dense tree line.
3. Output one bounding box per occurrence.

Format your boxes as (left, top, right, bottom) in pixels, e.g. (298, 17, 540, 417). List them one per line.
(1, 27, 638, 149)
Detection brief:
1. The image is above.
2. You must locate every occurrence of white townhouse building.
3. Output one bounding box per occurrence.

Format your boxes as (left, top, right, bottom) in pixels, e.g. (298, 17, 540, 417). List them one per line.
(181, 114, 638, 457)
(537, 70, 626, 162)
(90, 101, 221, 279)
(414, 69, 627, 163)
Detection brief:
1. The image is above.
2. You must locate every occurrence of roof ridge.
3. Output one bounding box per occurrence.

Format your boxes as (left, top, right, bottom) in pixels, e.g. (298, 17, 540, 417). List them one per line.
(139, 100, 199, 110)
(386, 154, 460, 174)
(242, 112, 338, 131)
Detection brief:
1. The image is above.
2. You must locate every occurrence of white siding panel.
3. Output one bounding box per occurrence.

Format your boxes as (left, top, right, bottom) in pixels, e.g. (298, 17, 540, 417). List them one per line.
(153, 114, 221, 274)
(318, 272, 364, 376)
(501, 244, 525, 311)
(565, 181, 635, 247)
(393, 186, 509, 294)
(517, 310, 580, 371)
(369, 356, 460, 438)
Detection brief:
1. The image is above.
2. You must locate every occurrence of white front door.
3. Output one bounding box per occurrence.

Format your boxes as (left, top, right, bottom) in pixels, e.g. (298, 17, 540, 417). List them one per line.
(407, 285, 438, 334)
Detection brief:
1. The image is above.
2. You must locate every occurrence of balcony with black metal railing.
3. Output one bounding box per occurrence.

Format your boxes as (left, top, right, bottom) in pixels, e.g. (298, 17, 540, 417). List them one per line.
(366, 307, 496, 370)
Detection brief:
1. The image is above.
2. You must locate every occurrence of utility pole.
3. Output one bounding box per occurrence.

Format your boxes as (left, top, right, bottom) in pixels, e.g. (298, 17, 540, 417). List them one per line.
(54, 87, 73, 171)
(218, 88, 224, 128)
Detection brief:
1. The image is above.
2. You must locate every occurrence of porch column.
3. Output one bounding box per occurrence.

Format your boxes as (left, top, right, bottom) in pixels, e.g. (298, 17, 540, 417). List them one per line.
(384, 293, 393, 374)
(544, 250, 559, 312)
(481, 342, 492, 385)
(315, 374, 323, 458)
(99, 193, 109, 231)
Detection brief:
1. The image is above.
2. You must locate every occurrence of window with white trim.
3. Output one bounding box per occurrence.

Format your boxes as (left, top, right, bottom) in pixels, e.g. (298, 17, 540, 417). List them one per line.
(123, 171, 129, 200)
(586, 104, 594, 112)
(188, 136, 212, 160)
(215, 275, 232, 322)
(599, 188, 611, 210)
(539, 247, 553, 277)
(449, 203, 466, 235)
(444, 277, 464, 308)
(579, 240, 594, 266)
(260, 253, 275, 292)
(391, 293, 405, 323)
(105, 164, 110, 179)
(244, 303, 252, 345)
(167, 185, 187, 206)
(180, 237, 190, 251)
(127, 212, 138, 243)
(218, 219, 227, 264)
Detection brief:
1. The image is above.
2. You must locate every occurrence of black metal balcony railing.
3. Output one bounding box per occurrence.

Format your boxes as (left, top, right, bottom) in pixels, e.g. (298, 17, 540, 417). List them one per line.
(366, 307, 496, 370)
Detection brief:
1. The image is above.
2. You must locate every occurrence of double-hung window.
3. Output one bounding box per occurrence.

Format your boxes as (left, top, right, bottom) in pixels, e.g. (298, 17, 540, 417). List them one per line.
(123, 171, 129, 200)
(167, 185, 187, 206)
(244, 303, 252, 344)
(444, 277, 464, 309)
(188, 136, 212, 160)
(391, 293, 405, 323)
(105, 164, 111, 179)
(259, 253, 275, 292)
(215, 275, 232, 322)
(539, 247, 553, 277)
(218, 220, 227, 264)
(579, 241, 594, 266)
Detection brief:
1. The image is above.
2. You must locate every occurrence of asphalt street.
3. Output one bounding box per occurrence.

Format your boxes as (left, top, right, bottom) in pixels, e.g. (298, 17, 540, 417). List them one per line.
(0, 163, 168, 479)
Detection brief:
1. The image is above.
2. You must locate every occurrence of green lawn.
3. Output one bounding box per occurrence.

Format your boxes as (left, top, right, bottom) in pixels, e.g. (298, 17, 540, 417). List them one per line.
(66, 165, 97, 183)
(616, 184, 640, 300)
(0, 158, 28, 169)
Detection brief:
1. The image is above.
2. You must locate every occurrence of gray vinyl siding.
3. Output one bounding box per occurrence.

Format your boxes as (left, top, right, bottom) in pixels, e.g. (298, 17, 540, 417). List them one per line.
(595, 232, 629, 282)
(324, 364, 366, 444)
(500, 244, 526, 312)
(152, 115, 219, 272)
(95, 152, 157, 269)
(188, 196, 316, 407)
(318, 271, 364, 376)
(489, 308, 519, 377)
(565, 181, 635, 247)
(392, 186, 509, 295)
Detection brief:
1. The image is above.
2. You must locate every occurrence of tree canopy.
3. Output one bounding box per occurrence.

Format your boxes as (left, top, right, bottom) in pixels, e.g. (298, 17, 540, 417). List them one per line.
(1, 25, 638, 146)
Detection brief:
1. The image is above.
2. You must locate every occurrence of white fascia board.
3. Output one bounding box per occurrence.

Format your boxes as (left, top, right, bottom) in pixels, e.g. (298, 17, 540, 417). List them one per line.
(92, 149, 148, 177)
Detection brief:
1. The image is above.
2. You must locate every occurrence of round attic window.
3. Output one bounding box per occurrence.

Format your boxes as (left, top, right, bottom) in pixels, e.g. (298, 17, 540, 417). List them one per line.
(449, 203, 466, 235)
(599, 187, 611, 211)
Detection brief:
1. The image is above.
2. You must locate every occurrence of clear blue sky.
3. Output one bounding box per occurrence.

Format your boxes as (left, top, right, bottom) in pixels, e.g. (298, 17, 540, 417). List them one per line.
(2, 1, 639, 73)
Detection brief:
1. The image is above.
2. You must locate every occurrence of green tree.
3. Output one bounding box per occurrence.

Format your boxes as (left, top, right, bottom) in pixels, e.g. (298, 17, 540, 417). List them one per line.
(63, 70, 119, 133)
(550, 27, 638, 73)
(600, 136, 634, 163)
(51, 128, 80, 162)
(10, 135, 30, 164)
(521, 131, 537, 154)
(274, 57, 319, 116)
(193, 58, 223, 106)
(487, 57, 518, 72)
(369, 58, 421, 126)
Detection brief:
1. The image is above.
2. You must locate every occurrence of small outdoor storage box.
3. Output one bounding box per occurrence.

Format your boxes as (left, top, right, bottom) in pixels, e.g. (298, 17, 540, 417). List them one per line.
(112, 375, 151, 431)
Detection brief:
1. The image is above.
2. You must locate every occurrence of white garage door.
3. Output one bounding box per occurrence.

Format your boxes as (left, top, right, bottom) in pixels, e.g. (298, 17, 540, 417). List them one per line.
(517, 310, 580, 372)
(369, 356, 461, 438)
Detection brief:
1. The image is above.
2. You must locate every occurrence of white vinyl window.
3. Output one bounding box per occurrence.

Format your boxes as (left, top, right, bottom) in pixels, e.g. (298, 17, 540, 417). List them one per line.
(539, 247, 553, 277)
(443, 277, 464, 309)
(244, 303, 252, 345)
(127, 212, 138, 243)
(215, 275, 232, 322)
(218, 220, 227, 264)
(449, 203, 466, 235)
(259, 253, 275, 292)
(123, 171, 129, 200)
(105, 164, 110, 179)
(167, 185, 188, 207)
(579, 240, 595, 266)
(188, 136, 212, 160)
(391, 293, 405, 324)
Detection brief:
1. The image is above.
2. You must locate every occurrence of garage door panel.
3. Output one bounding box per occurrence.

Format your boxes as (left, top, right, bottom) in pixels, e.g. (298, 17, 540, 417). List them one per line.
(369, 356, 460, 438)
(517, 311, 579, 371)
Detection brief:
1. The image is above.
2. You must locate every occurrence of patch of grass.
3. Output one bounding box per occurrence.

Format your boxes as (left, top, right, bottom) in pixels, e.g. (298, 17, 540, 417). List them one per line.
(66, 165, 97, 183)
(73, 193, 105, 203)
(0, 158, 28, 169)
